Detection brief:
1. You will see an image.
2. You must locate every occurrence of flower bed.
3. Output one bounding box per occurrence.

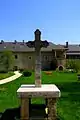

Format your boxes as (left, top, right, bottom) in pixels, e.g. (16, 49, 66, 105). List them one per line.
(45, 71, 52, 75)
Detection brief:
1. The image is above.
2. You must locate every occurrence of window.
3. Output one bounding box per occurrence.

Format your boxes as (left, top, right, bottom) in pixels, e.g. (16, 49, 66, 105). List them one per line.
(57, 55, 60, 58)
(44, 56, 48, 61)
(48, 56, 51, 61)
(45, 56, 48, 60)
(28, 56, 32, 60)
(15, 55, 18, 59)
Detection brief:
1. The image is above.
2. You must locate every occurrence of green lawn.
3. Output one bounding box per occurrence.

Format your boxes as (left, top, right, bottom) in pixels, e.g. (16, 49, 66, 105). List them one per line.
(0, 71, 80, 120)
(0, 72, 14, 80)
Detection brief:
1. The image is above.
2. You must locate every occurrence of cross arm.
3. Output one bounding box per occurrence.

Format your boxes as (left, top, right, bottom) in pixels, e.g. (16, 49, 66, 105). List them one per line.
(26, 40, 49, 49)
(41, 40, 49, 48)
(26, 41, 35, 48)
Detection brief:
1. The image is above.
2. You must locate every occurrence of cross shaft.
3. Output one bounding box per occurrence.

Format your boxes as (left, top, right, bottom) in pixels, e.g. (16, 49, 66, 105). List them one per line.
(27, 29, 49, 87)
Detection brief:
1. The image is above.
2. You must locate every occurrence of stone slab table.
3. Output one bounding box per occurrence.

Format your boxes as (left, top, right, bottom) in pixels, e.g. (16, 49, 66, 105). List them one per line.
(17, 84, 61, 120)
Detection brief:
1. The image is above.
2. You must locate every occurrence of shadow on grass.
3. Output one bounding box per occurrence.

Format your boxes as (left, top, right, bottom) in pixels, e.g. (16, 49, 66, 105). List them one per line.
(56, 82, 80, 102)
(56, 82, 80, 93)
(0, 104, 61, 120)
(0, 107, 20, 120)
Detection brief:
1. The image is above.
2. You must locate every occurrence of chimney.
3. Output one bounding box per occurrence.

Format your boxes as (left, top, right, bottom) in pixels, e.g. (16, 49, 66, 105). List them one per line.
(1, 40, 4, 44)
(14, 40, 17, 44)
(23, 40, 24, 43)
(66, 42, 68, 48)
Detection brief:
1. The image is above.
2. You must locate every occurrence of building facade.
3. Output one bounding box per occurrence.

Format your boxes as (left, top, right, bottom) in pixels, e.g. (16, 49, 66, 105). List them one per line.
(0, 40, 68, 70)
(0, 39, 80, 71)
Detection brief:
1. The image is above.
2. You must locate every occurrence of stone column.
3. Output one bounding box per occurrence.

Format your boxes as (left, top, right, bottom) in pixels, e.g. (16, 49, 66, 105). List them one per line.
(35, 49, 41, 87)
(55, 51, 56, 58)
(47, 98, 57, 120)
(20, 97, 29, 120)
(64, 52, 66, 59)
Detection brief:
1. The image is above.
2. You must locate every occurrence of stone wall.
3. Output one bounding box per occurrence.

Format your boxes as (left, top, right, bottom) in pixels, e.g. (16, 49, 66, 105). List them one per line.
(0, 50, 66, 71)
(13, 51, 54, 70)
(14, 52, 35, 70)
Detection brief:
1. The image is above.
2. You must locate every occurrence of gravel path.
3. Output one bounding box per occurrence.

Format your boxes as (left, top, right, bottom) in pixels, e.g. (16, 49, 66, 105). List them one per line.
(0, 71, 22, 85)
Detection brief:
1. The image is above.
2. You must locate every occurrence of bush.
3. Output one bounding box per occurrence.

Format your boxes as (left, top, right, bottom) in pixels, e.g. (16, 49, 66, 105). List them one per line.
(23, 70, 32, 77)
(66, 59, 80, 72)
(0, 70, 8, 73)
(77, 71, 80, 81)
(19, 68, 24, 73)
(64, 69, 76, 73)
(77, 71, 80, 74)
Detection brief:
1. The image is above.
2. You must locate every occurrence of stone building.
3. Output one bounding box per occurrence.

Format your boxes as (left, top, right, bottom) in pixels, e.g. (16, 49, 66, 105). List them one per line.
(66, 42, 80, 59)
(0, 39, 80, 71)
(0, 40, 68, 70)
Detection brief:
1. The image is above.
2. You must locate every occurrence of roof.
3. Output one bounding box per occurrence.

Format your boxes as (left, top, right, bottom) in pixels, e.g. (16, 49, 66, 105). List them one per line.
(0, 41, 67, 52)
(67, 45, 80, 52)
(66, 53, 80, 55)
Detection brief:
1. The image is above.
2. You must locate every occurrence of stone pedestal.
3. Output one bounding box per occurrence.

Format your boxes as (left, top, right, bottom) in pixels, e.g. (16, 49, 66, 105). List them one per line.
(47, 98, 57, 120)
(17, 84, 61, 120)
(21, 98, 29, 120)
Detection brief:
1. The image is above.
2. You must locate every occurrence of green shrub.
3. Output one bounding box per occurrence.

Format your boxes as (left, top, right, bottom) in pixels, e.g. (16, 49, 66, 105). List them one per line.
(77, 71, 80, 81)
(0, 70, 8, 73)
(19, 68, 24, 73)
(66, 59, 80, 72)
(64, 69, 76, 73)
(23, 70, 32, 77)
(77, 71, 80, 75)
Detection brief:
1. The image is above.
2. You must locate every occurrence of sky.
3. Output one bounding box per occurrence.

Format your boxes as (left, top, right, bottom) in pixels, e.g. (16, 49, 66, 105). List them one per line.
(0, 0, 80, 44)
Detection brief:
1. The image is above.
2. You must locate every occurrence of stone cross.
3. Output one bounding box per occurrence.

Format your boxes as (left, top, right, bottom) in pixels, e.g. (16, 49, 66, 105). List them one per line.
(27, 29, 49, 87)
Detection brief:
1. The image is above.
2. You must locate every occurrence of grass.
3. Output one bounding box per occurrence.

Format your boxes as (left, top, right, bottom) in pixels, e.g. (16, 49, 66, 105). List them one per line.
(0, 71, 80, 120)
(0, 72, 14, 80)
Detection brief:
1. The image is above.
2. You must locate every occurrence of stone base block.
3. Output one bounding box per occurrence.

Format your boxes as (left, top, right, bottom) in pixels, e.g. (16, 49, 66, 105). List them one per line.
(21, 98, 29, 120)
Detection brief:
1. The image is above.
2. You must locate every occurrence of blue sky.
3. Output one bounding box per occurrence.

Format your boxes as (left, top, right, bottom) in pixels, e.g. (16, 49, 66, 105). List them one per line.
(0, 0, 80, 44)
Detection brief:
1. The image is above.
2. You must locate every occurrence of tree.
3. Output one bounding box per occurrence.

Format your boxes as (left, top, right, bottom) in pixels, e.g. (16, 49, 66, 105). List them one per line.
(66, 59, 80, 72)
(0, 50, 14, 72)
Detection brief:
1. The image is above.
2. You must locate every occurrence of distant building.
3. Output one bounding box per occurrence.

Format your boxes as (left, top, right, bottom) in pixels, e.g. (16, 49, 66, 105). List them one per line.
(0, 40, 80, 70)
(66, 42, 80, 59)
